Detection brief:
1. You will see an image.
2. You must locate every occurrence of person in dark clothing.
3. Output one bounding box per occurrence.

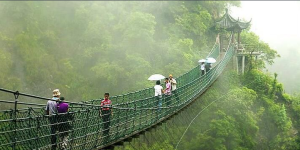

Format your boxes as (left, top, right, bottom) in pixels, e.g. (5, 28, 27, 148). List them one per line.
(205, 63, 211, 73)
(57, 97, 69, 150)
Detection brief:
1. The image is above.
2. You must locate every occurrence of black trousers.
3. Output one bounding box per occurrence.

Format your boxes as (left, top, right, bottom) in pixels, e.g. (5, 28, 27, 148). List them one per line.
(102, 110, 111, 140)
(57, 114, 70, 137)
(49, 116, 57, 150)
(206, 68, 210, 73)
(201, 70, 205, 75)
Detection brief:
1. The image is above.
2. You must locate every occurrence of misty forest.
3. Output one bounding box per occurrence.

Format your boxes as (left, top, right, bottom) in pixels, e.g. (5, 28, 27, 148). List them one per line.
(1, 1, 300, 150)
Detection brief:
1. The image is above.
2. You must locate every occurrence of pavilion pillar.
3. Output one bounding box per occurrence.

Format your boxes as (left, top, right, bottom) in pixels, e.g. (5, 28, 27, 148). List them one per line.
(219, 33, 223, 52)
(217, 33, 221, 54)
(236, 56, 239, 74)
(237, 31, 241, 50)
(231, 31, 235, 44)
(242, 55, 245, 74)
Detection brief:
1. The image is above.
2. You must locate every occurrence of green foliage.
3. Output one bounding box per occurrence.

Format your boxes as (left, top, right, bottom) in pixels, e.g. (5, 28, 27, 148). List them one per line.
(240, 31, 280, 69)
(240, 68, 300, 149)
(113, 66, 299, 150)
(177, 68, 297, 150)
(0, 1, 231, 103)
(1, 2, 299, 150)
(242, 69, 274, 96)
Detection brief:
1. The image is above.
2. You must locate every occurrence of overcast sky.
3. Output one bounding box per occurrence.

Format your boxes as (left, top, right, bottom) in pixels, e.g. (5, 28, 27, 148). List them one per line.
(231, 1, 300, 49)
(231, 1, 300, 94)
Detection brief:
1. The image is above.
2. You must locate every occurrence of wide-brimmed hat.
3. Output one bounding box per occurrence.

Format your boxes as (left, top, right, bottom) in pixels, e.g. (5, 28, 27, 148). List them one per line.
(53, 89, 61, 97)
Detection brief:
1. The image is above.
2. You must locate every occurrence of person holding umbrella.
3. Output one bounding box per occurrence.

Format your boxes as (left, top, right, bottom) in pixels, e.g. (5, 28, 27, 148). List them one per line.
(198, 59, 206, 76)
(205, 57, 216, 73)
(154, 80, 163, 115)
(201, 62, 205, 75)
(148, 74, 165, 120)
(205, 63, 211, 73)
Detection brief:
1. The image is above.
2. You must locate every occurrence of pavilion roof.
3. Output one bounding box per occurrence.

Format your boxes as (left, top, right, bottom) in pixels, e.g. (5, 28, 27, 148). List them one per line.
(215, 9, 251, 31)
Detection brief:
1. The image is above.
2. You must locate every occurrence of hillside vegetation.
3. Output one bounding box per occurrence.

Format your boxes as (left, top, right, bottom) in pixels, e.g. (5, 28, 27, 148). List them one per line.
(0, 1, 299, 149)
(116, 69, 300, 150)
(0, 1, 277, 106)
(0, 1, 238, 102)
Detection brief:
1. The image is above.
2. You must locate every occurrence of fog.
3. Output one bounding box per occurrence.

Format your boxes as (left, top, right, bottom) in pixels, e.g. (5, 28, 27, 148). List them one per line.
(0, 1, 218, 107)
(231, 1, 300, 94)
(0, 2, 299, 149)
(0, 1, 298, 107)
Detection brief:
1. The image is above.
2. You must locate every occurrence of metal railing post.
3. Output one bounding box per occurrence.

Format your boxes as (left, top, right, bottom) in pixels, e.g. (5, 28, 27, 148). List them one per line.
(12, 91, 19, 150)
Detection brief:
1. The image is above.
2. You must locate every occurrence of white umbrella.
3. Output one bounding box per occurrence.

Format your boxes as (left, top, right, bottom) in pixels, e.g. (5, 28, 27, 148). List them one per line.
(198, 59, 206, 63)
(148, 74, 165, 81)
(206, 57, 216, 63)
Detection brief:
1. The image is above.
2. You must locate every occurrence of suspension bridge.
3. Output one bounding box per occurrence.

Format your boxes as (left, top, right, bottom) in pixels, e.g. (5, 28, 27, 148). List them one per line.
(0, 10, 253, 150)
(0, 40, 232, 150)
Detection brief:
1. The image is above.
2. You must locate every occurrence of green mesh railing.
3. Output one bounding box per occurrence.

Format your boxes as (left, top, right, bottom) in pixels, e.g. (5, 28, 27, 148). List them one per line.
(0, 36, 235, 150)
(207, 43, 220, 59)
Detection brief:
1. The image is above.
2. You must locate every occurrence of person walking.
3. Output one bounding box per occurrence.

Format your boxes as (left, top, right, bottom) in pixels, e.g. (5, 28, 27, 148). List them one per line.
(45, 89, 60, 150)
(154, 80, 163, 118)
(169, 74, 179, 106)
(201, 62, 205, 76)
(57, 97, 69, 150)
(205, 63, 211, 73)
(100, 93, 112, 143)
(163, 78, 172, 107)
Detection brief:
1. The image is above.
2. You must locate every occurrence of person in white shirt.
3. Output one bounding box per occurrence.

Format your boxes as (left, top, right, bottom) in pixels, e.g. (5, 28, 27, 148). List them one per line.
(169, 74, 177, 91)
(154, 80, 163, 112)
(201, 62, 205, 76)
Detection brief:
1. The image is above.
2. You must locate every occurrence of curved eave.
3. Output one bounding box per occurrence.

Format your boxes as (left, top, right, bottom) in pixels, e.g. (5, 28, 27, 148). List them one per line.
(213, 22, 250, 31)
(215, 17, 251, 31)
(237, 21, 251, 30)
(215, 10, 238, 27)
(214, 9, 251, 31)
